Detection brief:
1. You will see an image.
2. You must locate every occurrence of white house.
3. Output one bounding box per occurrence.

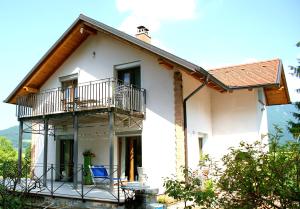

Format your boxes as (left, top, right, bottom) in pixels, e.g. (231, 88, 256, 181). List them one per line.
(5, 14, 290, 202)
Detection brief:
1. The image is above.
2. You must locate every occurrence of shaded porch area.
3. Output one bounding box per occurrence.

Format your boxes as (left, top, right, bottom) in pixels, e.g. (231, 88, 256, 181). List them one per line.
(17, 108, 144, 203)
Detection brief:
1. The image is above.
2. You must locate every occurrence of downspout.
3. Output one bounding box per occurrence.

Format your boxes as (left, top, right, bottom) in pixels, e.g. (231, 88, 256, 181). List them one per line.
(183, 75, 210, 170)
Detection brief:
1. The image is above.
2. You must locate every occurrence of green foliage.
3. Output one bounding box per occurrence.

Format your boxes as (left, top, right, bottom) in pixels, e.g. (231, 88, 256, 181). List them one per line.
(0, 125, 31, 149)
(24, 142, 31, 164)
(288, 41, 300, 140)
(0, 138, 32, 208)
(216, 132, 300, 209)
(0, 161, 31, 209)
(163, 128, 300, 208)
(163, 166, 216, 209)
(0, 137, 17, 164)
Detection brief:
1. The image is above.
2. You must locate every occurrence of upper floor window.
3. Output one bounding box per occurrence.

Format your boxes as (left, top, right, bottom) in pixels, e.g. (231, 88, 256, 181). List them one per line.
(115, 61, 141, 88)
(59, 74, 78, 104)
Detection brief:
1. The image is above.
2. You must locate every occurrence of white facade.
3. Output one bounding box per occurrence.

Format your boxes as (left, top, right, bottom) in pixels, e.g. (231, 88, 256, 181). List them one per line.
(31, 31, 268, 192)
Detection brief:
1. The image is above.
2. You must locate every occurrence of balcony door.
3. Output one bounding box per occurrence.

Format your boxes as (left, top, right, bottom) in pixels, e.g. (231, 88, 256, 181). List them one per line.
(117, 66, 140, 87)
(61, 79, 78, 111)
(116, 66, 140, 110)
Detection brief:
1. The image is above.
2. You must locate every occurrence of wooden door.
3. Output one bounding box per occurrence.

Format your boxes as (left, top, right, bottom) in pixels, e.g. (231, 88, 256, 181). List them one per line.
(118, 136, 142, 182)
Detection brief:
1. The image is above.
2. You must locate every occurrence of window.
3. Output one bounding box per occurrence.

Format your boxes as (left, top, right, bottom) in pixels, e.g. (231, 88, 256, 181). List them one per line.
(198, 137, 203, 156)
(115, 61, 141, 87)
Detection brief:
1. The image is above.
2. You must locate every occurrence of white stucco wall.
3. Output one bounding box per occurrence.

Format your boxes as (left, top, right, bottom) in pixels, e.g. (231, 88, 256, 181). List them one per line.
(35, 32, 175, 190)
(208, 89, 269, 160)
(31, 124, 55, 179)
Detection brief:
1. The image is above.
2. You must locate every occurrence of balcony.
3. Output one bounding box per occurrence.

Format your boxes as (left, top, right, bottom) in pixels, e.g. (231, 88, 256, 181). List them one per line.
(16, 78, 146, 119)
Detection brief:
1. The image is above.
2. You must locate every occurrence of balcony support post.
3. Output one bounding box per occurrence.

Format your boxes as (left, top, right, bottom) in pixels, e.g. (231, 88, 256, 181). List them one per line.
(108, 111, 115, 191)
(43, 118, 48, 187)
(17, 120, 23, 180)
(73, 113, 79, 189)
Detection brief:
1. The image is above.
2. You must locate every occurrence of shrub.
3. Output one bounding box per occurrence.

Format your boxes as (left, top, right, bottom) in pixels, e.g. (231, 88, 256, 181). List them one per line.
(216, 131, 300, 208)
(163, 167, 217, 209)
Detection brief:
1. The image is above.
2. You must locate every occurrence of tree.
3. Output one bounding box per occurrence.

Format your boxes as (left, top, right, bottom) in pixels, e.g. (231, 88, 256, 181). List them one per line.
(0, 136, 17, 164)
(24, 142, 31, 164)
(288, 41, 300, 140)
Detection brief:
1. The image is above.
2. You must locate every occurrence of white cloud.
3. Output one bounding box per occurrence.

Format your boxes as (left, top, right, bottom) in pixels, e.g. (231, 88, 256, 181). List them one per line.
(116, 0, 197, 35)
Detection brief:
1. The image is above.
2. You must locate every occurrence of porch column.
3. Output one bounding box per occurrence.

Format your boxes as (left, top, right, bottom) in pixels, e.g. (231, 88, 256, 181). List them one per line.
(108, 111, 115, 191)
(18, 120, 23, 178)
(43, 118, 48, 186)
(73, 114, 78, 188)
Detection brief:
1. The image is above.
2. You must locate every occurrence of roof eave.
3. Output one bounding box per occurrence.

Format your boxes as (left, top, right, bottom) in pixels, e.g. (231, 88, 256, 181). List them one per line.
(79, 15, 229, 91)
(4, 14, 230, 104)
(228, 83, 279, 90)
(4, 16, 84, 104)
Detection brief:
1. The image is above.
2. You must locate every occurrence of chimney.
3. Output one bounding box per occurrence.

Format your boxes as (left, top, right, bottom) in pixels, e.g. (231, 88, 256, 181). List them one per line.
(135, 26, 151, 44)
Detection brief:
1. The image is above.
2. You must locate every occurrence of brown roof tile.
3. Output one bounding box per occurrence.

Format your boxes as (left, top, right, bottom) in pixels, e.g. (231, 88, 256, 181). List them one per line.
(209, 59, 281, 88)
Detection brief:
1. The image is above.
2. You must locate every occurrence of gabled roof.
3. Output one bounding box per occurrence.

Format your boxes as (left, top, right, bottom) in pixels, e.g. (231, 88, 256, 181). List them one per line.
(4, 14, 227, 104)
(209, 59, 290, 105)
(4, 15, 290, 106)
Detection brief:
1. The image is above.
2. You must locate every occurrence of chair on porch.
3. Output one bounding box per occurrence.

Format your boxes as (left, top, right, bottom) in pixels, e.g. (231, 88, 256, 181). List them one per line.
(89, 165, 127, 188)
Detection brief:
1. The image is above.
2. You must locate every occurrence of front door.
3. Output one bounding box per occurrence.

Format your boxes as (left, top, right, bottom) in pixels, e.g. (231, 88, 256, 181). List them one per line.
(60, 140, 74, 182)
(118, 136, 142, 181)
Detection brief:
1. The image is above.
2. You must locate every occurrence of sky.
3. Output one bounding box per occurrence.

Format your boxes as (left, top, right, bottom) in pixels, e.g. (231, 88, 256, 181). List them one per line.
(0, 0, 299, 130)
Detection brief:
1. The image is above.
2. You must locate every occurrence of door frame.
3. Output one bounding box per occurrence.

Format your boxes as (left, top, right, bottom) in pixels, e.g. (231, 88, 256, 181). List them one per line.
(117, 134, 142, 182)
(55, 135, 74, 181)
(114, 61, 141, 86)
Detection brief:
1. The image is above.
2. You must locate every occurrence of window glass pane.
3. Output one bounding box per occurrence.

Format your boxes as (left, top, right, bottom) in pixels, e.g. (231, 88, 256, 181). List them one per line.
(199, 137, 203, 156)
(123, 73, 130, 85)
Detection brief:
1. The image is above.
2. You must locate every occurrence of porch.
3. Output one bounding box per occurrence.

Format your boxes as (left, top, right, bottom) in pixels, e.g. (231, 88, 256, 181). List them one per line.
(1, 163, 125, 203)
(17, 100, 145, 199)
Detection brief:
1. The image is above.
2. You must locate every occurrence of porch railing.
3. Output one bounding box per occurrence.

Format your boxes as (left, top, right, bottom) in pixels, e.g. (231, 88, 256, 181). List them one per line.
(16, 78, 146, 118)
(1, 162, 124, 203)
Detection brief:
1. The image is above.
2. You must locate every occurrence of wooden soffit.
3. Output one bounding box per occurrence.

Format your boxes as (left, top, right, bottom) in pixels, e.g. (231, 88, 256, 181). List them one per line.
(264, 70, 291, 105)
(7, 21, 97, 104)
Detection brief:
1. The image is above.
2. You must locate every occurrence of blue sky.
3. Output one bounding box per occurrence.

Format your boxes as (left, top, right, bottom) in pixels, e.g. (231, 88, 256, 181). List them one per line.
(0, 0, 299, 130)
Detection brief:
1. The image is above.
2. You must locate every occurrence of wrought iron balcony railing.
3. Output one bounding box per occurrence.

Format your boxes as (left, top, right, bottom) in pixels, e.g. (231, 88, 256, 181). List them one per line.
(16, 78, 146, 118)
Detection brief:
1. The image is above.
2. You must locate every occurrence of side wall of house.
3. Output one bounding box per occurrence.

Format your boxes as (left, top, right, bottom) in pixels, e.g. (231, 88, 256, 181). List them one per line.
(208, 89, 268, 160)
(34, 32, 176, 189)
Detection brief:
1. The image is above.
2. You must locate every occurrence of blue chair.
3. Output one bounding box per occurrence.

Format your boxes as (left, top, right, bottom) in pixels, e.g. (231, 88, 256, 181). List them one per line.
(89, 165, 110, 186)
(89, 165, 127, 187)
